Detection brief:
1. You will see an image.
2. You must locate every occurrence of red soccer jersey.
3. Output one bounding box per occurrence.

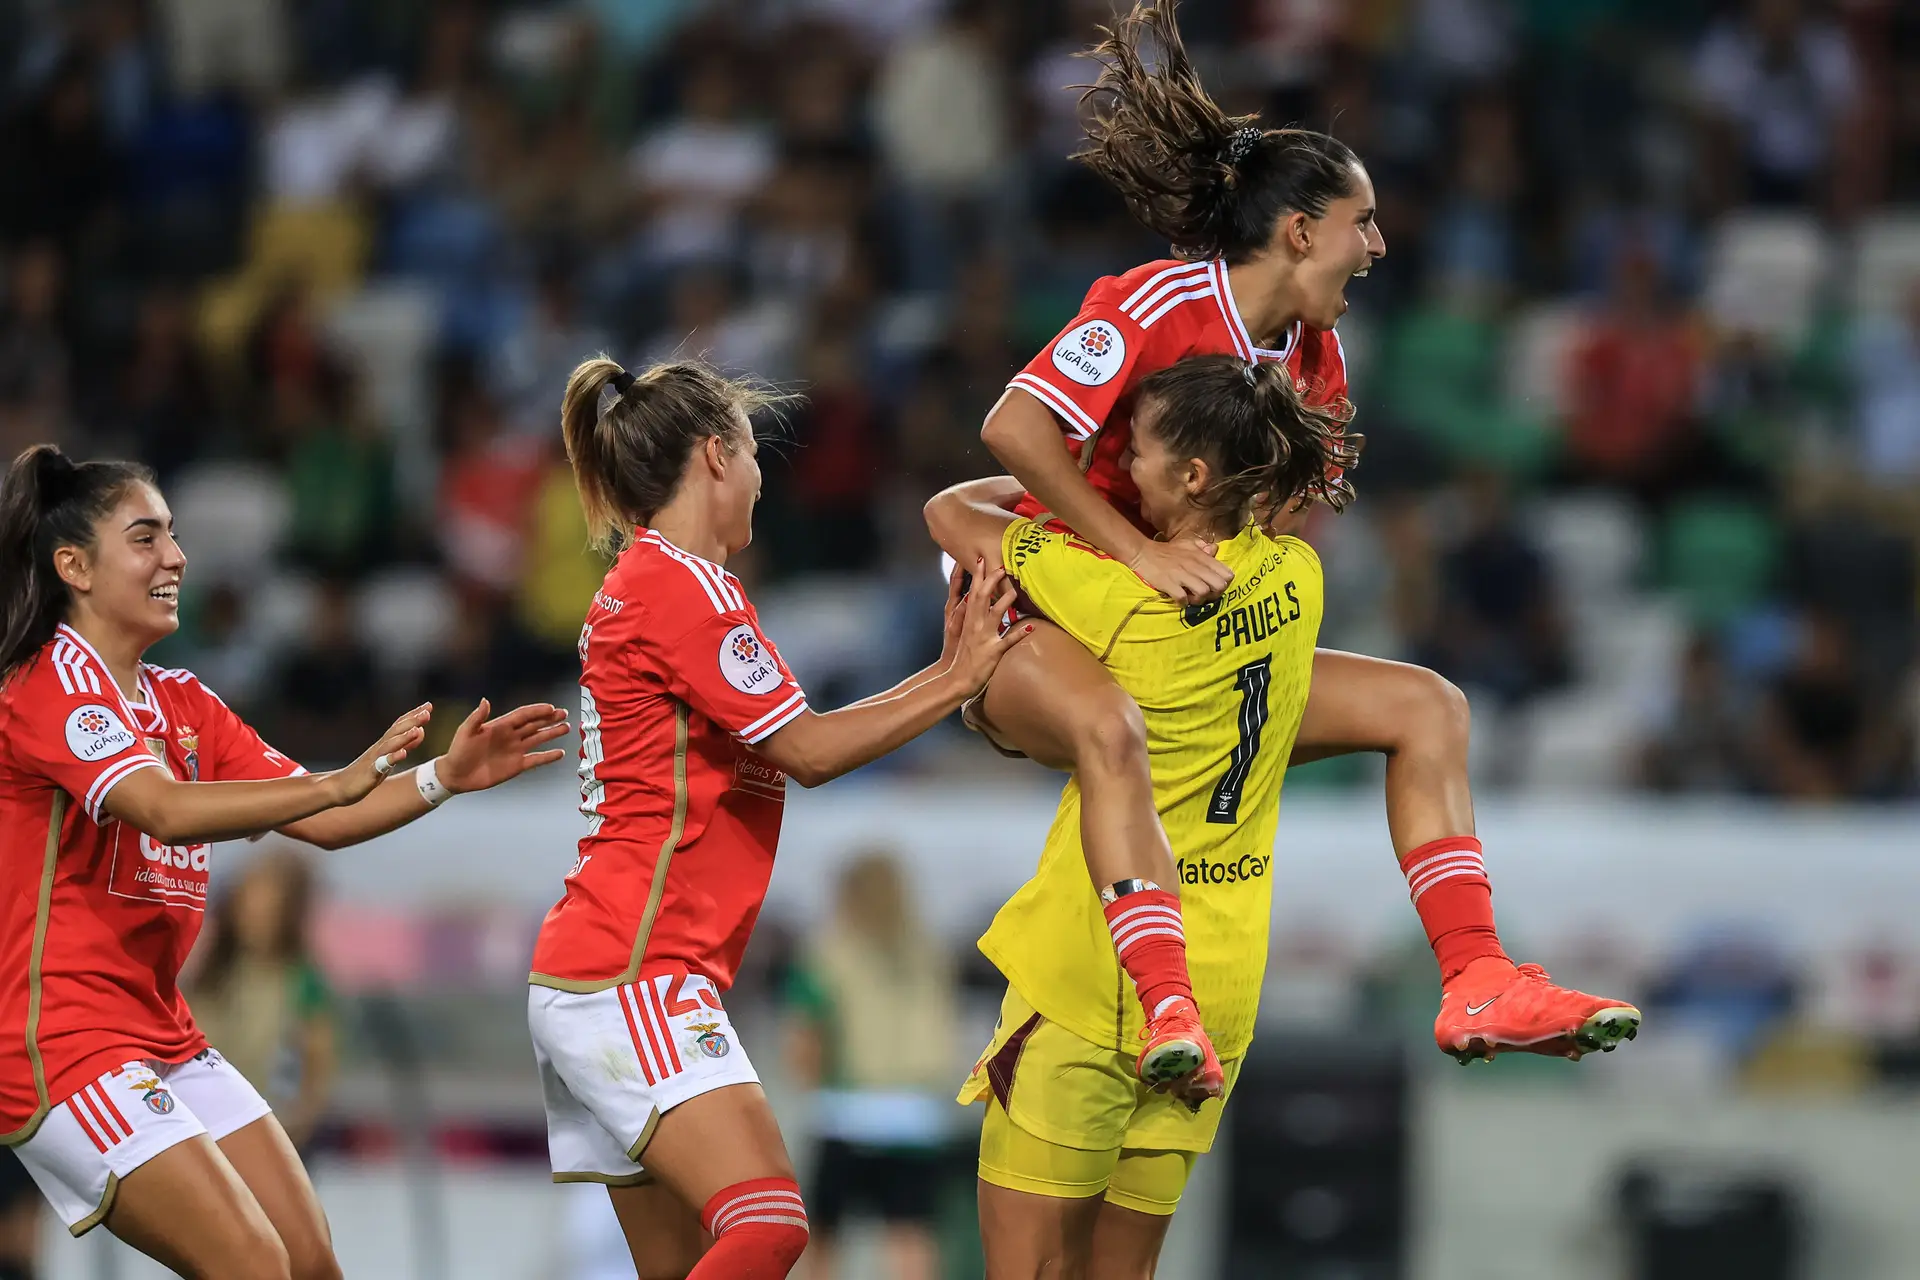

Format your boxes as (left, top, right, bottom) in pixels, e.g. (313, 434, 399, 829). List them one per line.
(530, 530, 808, 994)
(1008, 257, 1354, 532)
(0, 626, 304, 1138)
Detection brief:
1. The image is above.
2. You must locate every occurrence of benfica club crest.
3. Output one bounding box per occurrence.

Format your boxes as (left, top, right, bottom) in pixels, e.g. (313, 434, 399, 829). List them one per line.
(687, 1022, 730, 1059)
(177, 727, 199, 781)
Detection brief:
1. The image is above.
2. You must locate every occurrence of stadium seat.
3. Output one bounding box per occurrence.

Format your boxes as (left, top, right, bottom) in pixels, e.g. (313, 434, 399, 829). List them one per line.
(1702, 213, 1833, 346)
(168, 460, 291, 582)
(323, 282, 442, 500)
(1504, 300, 1586, 420)
(1847, 212, 1920, 318)
(1515, 686, 1647, 791)
(252, 572, 320, 652)
(1659, 497, 1780, 627)
(355, 567, 458, 681)
(1524, 493, 1648, 614)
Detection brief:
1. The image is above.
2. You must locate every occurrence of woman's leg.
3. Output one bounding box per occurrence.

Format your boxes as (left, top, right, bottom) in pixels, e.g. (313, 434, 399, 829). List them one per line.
(1083, 1200, 1172, 1280)
(1291, 650, 1639, 1059)
(975, 624, 1218, 1090)
(606, 1181, 710, 1280)
(218, 1116, 342, 1280)
(976, 621, 1174, 889)
(978, 1179, 1104, 1280)
(631, 1083, 809, 1278)
(104, 1135, 291, 1279)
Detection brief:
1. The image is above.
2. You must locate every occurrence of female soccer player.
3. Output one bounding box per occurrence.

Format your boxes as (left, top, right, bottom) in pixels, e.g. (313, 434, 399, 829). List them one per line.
(0, 445, 570, 1278)
(969, 2, 1637, 1074)
(928, 355, 1355, 1277)
(526, 357, 1028, 1280)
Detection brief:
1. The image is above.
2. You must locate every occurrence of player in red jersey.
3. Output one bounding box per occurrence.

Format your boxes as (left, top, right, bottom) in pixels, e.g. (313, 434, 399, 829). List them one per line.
(526, 357, 1027, 1280)
(964, 1, 1639, 1093)
(0, 445, 570, 1277)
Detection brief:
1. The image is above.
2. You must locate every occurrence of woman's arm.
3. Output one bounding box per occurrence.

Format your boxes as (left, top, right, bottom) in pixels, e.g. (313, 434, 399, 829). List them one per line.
(981, 389, 1232, 603)
(752, 564, 1029, 787)
(278, 701, 569, 850)
(104, 706, 433, 846)
(923, 476, 1025, 572)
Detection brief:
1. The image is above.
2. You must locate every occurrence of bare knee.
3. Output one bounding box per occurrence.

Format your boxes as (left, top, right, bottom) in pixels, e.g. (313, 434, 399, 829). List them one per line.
(204, 1233, 293, 1280)
(1397, 667, 1471, 758)
(1069, 689, 1149, 779)
(286, 1242, 343, 1280)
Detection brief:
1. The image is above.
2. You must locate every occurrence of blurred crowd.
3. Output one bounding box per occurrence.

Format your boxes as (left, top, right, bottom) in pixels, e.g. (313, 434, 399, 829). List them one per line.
(2, 0, 1919, 799)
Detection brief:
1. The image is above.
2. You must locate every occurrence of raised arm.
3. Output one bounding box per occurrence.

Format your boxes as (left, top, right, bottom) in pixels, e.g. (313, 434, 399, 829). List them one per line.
(923, 475, 1025, 572)
(981, 389, 1231, 604)
(751, 564, 1029, 788)
(104, 706, 434, 846)
(277, 700, 570, 850)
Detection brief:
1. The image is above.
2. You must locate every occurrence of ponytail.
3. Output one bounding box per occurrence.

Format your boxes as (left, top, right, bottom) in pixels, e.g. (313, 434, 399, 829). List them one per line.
(559, 355, 788, 554)
(1133, 355, 1359, 530)
(1073, 4, 1361, 262)
(0, 445, 155, 684)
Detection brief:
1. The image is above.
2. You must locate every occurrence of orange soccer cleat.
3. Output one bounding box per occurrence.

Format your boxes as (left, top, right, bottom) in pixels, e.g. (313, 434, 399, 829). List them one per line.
(1136, 997, 1225, 1098)
(1435, 957, 1641, 1064)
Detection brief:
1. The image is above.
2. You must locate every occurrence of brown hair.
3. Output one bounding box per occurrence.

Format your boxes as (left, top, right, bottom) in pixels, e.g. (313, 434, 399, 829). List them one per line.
(0, 445, 156, 684)
(559, 356, 784, 552)
(196, 849, 316, 995)
(1134, 355, 1359, 530)
(1074, 4, 1361, 263)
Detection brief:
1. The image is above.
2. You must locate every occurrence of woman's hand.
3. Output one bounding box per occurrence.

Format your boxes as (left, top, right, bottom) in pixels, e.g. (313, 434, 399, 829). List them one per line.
(945, 559, 1033, 695)
(437, 699, 572, 794)
(1128, 538, 1233, 605)
(332, 704, 433, 805)
(937, 562, 969, 670)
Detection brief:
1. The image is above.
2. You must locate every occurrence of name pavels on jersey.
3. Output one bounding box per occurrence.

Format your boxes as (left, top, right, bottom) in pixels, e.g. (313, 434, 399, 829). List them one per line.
(530, 530, 808, 995)
(1009, 257, 1353, 530)
(0, 626, 304, 1140)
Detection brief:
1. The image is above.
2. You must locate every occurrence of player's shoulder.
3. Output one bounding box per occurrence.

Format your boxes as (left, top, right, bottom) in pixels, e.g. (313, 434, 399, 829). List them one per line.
(7, 627, 114, 706)
(1084, 258, 1224, 335)
(616, 532, 753, 625)
(139, 663, 223, 711)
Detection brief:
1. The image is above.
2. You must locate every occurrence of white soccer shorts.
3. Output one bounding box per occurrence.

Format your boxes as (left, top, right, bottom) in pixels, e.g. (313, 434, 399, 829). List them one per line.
(13, 1048, 272, 1234)
(528, 971, 760, 1184)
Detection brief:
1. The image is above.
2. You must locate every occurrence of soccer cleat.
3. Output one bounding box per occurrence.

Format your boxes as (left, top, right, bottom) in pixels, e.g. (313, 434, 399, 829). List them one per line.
(1136, 997, 1225, 1097)
(1435, 957, 1641, 1064)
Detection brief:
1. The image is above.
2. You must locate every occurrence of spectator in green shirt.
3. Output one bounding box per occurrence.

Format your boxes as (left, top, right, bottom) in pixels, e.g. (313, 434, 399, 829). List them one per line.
(785, 850, 958, 1280)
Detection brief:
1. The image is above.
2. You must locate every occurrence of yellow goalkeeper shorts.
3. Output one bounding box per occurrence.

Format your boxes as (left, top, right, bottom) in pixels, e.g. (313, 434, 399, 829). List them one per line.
(958, 985, 1242, 1216)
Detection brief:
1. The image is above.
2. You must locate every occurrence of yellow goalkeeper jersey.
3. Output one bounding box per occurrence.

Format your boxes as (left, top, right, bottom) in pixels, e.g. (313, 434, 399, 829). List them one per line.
(977, 517, 1323, 1060)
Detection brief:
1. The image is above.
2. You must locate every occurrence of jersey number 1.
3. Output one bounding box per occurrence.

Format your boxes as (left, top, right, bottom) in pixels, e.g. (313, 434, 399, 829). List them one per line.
(1206, 657, 1272, 826)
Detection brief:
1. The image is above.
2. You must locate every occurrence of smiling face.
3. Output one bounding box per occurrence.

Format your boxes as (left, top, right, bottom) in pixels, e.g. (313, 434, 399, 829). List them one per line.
(1281, 162, 1386, 330)
(55, 482, 186, 651)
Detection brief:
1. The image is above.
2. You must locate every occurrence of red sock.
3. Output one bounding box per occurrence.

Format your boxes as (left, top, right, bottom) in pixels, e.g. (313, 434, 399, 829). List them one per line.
(690, 1177, 809, 1278)
(1399, 836, 1510, 983)
(1103, 887, 1195, 1018)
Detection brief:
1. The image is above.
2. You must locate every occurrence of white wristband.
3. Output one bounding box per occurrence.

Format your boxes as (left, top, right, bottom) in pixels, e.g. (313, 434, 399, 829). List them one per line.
(415, 758, 454, 808)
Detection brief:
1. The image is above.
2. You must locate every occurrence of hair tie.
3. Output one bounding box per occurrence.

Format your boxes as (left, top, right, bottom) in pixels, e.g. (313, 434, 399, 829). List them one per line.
(610, 371, 636, 395)
(1242, 361, 1259, 387)
(1224, 127, 1261, 167)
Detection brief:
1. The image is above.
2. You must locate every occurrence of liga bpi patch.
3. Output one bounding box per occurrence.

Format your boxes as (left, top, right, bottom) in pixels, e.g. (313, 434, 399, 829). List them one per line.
(718, 624, 783, 696)
(1051, 320, 1127, 386)
(65, 704, 136, 762)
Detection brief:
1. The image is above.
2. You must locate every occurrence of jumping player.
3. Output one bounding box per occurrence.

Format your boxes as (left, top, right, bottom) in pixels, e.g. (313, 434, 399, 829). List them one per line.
(966, 2, 1639, 1074)
(0, 445, 571, 1277)
(927, 355, 1351, 1276)
(526, 358, 1028, 1280)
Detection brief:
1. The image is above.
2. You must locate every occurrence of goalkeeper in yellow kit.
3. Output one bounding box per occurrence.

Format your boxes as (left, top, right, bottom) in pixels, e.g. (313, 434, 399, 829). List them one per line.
(924, 353, 1359, 1277)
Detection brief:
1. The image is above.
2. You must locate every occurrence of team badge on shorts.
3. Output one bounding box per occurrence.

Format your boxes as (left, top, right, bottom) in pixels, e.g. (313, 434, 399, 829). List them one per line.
(689, 1022, 731, 1059)
(128, 1072, 174, 1115)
